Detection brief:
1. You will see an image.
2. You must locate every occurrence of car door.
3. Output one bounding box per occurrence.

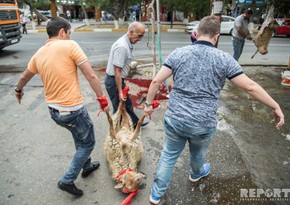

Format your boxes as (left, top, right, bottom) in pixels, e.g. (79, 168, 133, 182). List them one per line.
(280, 19, 290, 37)
(220, 16, 235, 34)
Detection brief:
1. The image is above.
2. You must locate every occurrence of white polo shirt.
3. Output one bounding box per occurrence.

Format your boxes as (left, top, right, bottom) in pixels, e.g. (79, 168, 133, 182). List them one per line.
(106, 34, 133, 78)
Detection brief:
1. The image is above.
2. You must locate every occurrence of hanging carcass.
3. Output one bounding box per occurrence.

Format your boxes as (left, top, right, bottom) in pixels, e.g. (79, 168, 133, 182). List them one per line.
(252, 6, 279, 58)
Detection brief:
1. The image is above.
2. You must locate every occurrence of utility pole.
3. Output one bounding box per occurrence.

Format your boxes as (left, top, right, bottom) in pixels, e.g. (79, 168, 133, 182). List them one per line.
(156, 0, 161, 47)
(148, 0, 157, 78)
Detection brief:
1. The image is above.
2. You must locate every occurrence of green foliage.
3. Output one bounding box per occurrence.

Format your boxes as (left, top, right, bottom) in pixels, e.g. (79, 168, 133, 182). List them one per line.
(95, 0, 139, 19)
(272, 0, 290, 17)
(83, 0, 99, 7)
(17, 0, 50, 10)
(160, 0, 211, 19)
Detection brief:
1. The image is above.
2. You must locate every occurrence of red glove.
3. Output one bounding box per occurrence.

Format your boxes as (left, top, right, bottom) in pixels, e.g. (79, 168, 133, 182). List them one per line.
(122, 86, 130, 98)
(152, 100, 160, 109)
(97, 95, 108, 110)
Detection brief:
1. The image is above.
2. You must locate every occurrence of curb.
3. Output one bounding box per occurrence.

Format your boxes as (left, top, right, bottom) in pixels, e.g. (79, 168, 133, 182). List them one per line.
(93, 28, 112, 32)
(28, 28, 187, 33)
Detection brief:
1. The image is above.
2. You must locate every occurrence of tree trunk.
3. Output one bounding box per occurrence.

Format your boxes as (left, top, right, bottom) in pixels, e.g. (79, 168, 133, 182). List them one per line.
(80, 4, 89, 26)
(114, 20, 119, 29)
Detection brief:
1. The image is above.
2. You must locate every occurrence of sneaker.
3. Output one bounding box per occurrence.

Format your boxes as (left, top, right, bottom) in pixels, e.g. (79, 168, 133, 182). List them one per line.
(57, 181, 83, 196)
(81, 161, 100, 178)
(189, 163, 211, 182)
(149, 192, 160, 204)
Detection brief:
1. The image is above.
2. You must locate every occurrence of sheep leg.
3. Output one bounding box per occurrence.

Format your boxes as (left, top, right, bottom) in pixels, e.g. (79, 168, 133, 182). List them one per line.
(106, 112, 116, 139)
(115, 100, 124, 133)
(121, 103, 130, 130)
(129, 114, 147, 141)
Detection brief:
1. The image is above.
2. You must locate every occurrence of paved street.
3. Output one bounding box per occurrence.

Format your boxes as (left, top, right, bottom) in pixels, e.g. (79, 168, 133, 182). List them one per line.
(0, 23, 290, 205)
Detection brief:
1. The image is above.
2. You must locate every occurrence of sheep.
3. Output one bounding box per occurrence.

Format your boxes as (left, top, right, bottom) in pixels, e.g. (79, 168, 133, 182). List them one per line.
(103, 93, 146, 194)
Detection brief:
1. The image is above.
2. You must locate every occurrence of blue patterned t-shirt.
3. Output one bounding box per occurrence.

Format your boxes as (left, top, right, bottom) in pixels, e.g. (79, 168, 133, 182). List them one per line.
(164, 40, 243, 127)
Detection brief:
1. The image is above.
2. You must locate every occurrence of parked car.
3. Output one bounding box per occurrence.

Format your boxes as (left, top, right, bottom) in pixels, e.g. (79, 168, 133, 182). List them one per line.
(273, 18, 290, 37)
(186, 15, 235, 35)
(27, 10, 51, 21)
(40, 10, 52, 19)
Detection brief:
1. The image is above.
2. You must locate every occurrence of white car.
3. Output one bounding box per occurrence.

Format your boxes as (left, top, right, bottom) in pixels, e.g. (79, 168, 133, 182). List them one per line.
(185, 15, 235, 35)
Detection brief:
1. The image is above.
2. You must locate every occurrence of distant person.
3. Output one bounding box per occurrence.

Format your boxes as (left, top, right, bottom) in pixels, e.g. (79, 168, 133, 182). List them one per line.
(232, 9, 253, 61)
(66, 10, 72, 22)
(15, 17, 110, 197)
(144, 15, 284, 205)
(20, 12, 28, 34)
(101, 10, 107, 23)
(105, 22, 149, 128)
(37, 14, 42, 26)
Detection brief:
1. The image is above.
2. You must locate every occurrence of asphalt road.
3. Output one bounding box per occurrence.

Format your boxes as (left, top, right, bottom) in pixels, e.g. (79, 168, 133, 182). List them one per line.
(0, 32, 290, 205)
(0, 32, 290, 71)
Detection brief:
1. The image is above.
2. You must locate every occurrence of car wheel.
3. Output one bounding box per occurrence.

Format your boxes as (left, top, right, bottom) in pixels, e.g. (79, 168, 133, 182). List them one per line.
(272, 31, 276, 37)
(230, 29, 233, 35)
(287, 35, 290, 38)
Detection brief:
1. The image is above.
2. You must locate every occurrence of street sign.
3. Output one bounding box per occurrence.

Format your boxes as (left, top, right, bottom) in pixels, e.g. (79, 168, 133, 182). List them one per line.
(213, 1, 223, 14)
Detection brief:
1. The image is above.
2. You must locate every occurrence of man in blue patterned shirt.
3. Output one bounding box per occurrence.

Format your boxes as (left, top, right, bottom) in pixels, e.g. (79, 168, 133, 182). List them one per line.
(144, 15, 284, 205)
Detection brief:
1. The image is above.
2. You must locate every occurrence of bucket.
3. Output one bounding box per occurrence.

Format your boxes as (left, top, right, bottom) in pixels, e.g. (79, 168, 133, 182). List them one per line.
(281, 70, 290, 86)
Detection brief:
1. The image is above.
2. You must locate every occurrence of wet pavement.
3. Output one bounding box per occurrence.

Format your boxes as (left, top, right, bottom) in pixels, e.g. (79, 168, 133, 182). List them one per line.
(0, 65, 289, 205)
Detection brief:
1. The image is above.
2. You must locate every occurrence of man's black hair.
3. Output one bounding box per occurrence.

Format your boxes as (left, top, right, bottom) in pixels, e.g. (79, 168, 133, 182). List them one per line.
(46, 17, 71, 38)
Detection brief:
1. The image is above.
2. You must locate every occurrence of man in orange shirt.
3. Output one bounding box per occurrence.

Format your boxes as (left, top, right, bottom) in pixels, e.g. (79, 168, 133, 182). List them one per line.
(15, 17, 109, 197)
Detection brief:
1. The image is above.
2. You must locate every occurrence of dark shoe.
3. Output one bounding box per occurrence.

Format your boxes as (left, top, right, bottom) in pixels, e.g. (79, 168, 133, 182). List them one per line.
(81, 161, 100, 178)
(57, 181, 83, 196)
(141, 118, 150, 127)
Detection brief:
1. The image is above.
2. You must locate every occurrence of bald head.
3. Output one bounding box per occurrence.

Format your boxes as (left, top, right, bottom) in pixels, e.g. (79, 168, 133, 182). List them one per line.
(127, 22, 145, 44)
(128, 22, 145, 33)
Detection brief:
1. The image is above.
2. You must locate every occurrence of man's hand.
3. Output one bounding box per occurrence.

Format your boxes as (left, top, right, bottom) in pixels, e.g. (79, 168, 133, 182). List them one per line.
(272, 108, 284, 128)
(144, 100, 160, 118)
(144, 105, 154, 117)
(97, 95, 110, 113)
(15, 91, 24, 104)
(119, 92, 126, 101)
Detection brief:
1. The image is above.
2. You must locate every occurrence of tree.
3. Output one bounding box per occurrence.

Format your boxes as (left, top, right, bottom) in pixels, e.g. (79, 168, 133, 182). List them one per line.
(270, 0, 290, 18)
(97, 0, 139, 28)
(17, 0, 50, 30)
(74, 0, 90, 25)
(160, 0, 211, 21)
(17, 0, 50, 21)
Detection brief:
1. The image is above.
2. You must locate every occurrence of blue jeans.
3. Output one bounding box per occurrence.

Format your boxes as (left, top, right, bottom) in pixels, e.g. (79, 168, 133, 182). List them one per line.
(152, 116, 216, 197)
(49, 107, 95, 184)
(232, 36, 245, 61)
(104, 74, 139, 125)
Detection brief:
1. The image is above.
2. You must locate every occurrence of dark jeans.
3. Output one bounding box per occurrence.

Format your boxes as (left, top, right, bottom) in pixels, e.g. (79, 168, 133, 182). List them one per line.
(21, 23, 27, 34)
(49, 106, 95, 184)
(104, 74, 139, 125)
(232, 36, 245, 61)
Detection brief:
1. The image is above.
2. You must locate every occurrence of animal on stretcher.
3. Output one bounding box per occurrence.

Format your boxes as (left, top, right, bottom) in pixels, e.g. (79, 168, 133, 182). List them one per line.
(252, 6, 279, 58)
(103, 85, 159, 205)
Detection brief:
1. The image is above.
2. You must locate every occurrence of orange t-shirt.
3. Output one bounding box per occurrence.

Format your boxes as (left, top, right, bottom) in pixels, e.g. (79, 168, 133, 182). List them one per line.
(28, 39, 87, 107)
